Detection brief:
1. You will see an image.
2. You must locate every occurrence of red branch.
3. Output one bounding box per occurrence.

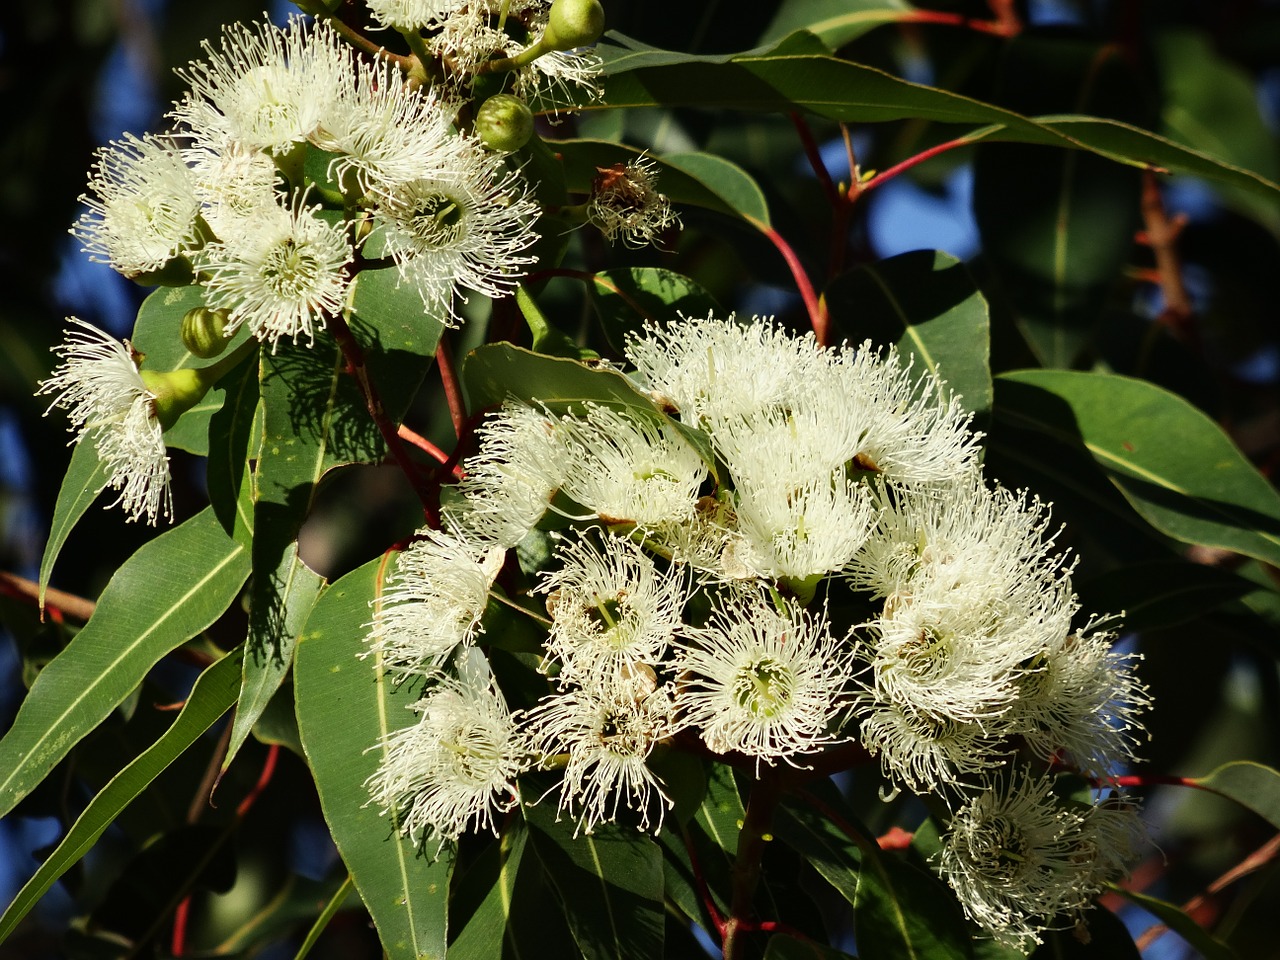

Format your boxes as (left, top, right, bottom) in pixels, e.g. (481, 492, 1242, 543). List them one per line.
(858, 136, 977, 198)
(747, 217, 829, 345)
(398, 423, 461, 477)
(435, 334, 467, 441)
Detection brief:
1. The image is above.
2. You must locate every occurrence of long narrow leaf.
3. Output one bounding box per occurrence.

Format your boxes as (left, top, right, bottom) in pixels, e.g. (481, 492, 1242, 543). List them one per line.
(0, 508, 250, 817)
(0, 650, 242, 942)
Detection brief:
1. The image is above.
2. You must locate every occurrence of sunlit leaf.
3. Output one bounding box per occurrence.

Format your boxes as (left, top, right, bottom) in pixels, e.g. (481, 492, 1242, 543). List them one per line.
(295, 555, 451, 960)
(0, 508, 249, 818)
(995, 370, 1280, 568)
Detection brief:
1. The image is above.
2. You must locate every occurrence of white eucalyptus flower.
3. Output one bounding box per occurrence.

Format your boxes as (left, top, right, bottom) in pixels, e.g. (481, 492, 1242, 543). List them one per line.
(625, 314, 825, 425)
(1011, 619, 1151, 776)
(832, 343, 980, 485)
(37, 319, 171, 524)
(371, 149, 540, 324)
(673, 595, 854, 768)
(525, 673, 676, 835)
(847, 473, 1070, 607)
(555, 404, 708, 528)
(444, 401, 569, 548)
(853, 693, 1011, 792)
(366, 655, 527, 850)
(367, 528, 506, 674)
(173, 16, 353, 155)
(430, 1, 603, 107)
(365, 0, 465, 31)
(71, 133, 200, 278)
(312, 55, 463, 199)
(939, 770, 1141, 952)
(537, 531, 687, 683)
(730, 471, 876, 582)
(185, 139, 282, 236)
(196, 193, 352, 348)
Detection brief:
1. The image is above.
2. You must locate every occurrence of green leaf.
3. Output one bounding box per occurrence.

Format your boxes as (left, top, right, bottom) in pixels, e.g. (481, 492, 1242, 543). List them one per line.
(294, 555, 451, 960)
(224, 544, 324, 773)
(994, 370, 1280, 568)
(249, 340, 378, 707)
(591, 52, 1280, 206)
(1191, 761, 1280, 832)
(448, 825, 528, 960)
(824, 250, 992, 416)
(0, 507, 249, 818)
(854, 849, 971, 960)
(763, 934, 859, 959)
(1154, 28, 1280, 227)
(590, 267, 721, 356)
(974, 37, 1143, 367)
(1076, 562, 1256, 631)
(348, 265, 445, 422)
(38, 435, 110, 606)
(524, 802, 665, 960)
(0, 650, 242, 942)
(760, 0, 916, 47)
(658, 760, 745, 926)
(461, 342, 717, 478)
(1111, 888, 1238, 960)
(774, 801, 970, 960)
(131, 283, 254, 456)
(206, 354, 260, 545)
(662, 152, 771, 226)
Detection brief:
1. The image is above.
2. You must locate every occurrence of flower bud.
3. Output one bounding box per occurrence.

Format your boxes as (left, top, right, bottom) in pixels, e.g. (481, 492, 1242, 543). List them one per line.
(140, 367, 210, 430)
(475, 95, 535, 153)
(543, 0, 605, 52)
(181, 306, 232, 359)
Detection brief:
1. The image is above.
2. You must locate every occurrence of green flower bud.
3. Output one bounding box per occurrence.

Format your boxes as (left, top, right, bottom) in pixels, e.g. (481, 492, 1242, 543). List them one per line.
(543, 0, 605, 52)
(475, 95, 535, 153)
(140, 367, 211, 430)
(181, 306, 232, 359)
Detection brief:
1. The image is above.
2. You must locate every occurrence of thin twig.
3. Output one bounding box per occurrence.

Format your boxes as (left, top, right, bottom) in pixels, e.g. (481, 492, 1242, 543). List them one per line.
(746, 217, 828, 345)
(1136, 832, 1280, 952)
(859, 135, 978, 198)
(1, 571, 96, 622)
(435, 334, 467, 441)
(723, 769, 783, 960)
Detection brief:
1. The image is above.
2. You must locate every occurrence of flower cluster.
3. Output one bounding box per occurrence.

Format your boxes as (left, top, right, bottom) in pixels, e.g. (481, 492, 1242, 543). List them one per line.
(45, 8, 592, 523)
(74, 14, 542, 342)
(365, 313, 1149, 948)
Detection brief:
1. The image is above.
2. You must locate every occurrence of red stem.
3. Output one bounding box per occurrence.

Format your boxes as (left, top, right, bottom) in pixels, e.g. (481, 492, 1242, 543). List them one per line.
(790, 111, 840, 208)
(747, 217, 829, 345)
(435, 335, 467, 440)
(858, 136, 976, 198)
(328, 310, 439, 526)
(1107, 774, 1202, 790)
(398, 423, 461, 477)
(683, 825, 726, 936)
(171, 898, 190, 957)
(901, 10, 1020, 37)
(236, 745, 280, 818)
